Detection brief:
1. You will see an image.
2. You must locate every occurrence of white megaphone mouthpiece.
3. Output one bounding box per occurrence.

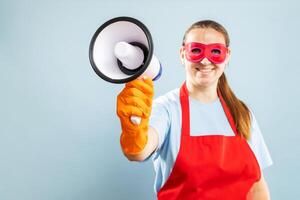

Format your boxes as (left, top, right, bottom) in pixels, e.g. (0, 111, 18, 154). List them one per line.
(114, 42, 144, 70)
(113, 41, 161, 80)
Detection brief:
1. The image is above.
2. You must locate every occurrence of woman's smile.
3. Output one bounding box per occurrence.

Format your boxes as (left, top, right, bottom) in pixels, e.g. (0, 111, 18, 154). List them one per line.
(195, 66, 215, 75)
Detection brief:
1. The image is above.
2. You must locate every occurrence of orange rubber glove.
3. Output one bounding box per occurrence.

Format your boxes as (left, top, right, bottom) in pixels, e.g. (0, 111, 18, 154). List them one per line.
(116, 78, 154, 155)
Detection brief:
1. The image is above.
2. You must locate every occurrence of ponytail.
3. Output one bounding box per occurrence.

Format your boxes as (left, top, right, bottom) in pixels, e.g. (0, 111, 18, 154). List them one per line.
(218, 73, 251, 140)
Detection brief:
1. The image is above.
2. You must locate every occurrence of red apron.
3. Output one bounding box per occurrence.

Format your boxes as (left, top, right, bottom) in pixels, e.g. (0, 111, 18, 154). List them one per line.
(157, 82, 261, 200)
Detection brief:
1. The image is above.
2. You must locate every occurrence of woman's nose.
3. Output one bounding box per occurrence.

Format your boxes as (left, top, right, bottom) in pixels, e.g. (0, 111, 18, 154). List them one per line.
(200, 57, 211, 65)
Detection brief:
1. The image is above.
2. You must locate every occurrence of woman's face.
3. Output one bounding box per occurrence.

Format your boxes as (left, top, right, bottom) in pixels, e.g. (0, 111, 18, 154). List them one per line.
(180, 28, 231, 88)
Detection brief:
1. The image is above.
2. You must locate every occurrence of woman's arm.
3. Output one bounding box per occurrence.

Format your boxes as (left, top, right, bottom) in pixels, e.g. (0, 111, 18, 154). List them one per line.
(247, 173, 271, 200)
(123, 126, 159, 162)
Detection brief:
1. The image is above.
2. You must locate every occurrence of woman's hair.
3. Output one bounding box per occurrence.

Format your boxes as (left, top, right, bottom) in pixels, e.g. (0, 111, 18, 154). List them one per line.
(182, 20, 252, 140)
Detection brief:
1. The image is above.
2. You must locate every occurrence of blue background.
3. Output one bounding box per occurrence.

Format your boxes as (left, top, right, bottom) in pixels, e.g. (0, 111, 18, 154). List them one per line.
(1, 0, 299, 199)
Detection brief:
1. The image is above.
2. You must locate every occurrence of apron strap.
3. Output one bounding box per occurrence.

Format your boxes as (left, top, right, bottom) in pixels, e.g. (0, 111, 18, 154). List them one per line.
(180, 82, 190, 136)
(217, 88, 239, 136)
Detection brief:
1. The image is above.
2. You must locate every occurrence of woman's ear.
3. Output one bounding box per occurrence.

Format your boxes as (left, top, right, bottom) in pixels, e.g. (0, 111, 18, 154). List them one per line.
(179, 46, 185, 65)
(224, 47, 231, 65)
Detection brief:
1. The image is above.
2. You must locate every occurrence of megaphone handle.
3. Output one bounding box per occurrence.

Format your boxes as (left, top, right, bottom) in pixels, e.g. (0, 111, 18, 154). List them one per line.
(130, 115, 141, 125)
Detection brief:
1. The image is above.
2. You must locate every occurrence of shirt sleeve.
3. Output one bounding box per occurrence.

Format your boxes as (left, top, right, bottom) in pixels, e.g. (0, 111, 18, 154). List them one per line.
(149, 96, 171, 151)
(247, 109, 274, 170)
(141, 96, 171, 163)
(138, 95, 172, 163)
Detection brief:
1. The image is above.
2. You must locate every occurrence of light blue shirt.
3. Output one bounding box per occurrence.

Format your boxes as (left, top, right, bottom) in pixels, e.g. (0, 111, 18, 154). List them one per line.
(147, 88, 273, 194)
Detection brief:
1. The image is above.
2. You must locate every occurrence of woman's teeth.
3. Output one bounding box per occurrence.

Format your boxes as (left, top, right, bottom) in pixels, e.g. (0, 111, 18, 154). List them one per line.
(196, 68, 213, 72)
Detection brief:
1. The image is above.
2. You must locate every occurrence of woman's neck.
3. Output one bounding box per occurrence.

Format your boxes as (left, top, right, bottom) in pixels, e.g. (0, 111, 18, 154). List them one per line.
(186, 81, 218, 103)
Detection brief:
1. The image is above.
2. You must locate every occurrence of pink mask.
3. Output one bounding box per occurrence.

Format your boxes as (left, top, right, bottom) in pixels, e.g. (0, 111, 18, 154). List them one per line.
(184, 42, 228, 64)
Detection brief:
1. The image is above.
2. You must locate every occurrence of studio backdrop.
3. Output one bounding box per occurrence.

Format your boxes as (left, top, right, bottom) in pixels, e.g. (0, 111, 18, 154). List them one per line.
(0, 0, 299, 199)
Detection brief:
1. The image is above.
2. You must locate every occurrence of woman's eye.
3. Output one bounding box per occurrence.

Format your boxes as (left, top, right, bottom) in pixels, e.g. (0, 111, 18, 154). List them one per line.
(191, 48, 201, 54)
(211, 49, 221, 55)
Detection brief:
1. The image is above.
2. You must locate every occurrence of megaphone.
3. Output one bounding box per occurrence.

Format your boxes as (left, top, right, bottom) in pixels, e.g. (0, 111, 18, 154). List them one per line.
(89, 16, 162, 124)
(89, 16, 162, 83)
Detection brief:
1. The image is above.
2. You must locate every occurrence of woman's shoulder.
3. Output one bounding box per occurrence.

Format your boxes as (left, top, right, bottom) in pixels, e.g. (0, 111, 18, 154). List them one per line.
(246, 106, 274, 169)
(154, 88, 180, 106)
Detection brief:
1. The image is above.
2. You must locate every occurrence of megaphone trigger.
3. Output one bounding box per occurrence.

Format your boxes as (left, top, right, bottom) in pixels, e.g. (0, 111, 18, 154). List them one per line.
(130, 116, 142, 125)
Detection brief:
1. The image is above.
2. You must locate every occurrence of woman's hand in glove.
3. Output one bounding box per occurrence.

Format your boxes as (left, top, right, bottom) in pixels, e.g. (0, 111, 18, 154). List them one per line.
(116, 78, 154, 155)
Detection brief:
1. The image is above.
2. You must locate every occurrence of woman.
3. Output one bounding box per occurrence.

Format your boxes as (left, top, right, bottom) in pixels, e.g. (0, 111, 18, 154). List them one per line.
(117, 20, 273, 200)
